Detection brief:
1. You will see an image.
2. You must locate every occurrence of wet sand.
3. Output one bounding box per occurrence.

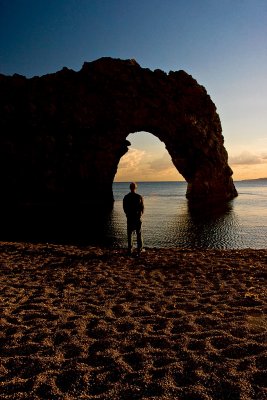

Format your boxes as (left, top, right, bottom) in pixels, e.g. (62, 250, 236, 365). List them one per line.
(0, 242, 266, 399)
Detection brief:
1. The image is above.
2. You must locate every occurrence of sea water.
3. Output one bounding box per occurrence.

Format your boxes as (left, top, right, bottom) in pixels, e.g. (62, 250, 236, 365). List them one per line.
(106, 180, 267, 249)
(2, 180, 266, 249)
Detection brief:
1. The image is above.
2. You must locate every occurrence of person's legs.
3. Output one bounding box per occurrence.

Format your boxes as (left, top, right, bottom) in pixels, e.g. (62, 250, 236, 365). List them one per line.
(127, 224, 134, 253)
(136, 220, 143, 252)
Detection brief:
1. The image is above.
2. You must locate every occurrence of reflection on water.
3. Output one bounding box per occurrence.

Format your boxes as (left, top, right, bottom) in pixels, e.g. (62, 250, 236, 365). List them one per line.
(105, 181, 267, 249)
(169, 200, 243, 249)
(107, 198, 243, 249)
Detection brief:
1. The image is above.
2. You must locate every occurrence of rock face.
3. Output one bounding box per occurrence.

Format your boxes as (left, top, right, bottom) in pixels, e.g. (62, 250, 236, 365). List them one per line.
(0, 57, 237, 210)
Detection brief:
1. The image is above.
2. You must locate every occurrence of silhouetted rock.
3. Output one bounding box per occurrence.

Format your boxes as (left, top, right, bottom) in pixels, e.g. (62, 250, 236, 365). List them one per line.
(0, 57, 237, 210)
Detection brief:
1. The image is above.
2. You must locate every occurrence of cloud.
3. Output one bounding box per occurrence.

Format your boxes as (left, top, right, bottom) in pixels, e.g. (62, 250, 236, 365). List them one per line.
(229, 150, 267, 180)
(229, 151, 267, 165)
(116, 148, 267, 182)
(118, 148, 146, 169)
(118, 147, 175, 174)
(148, 153, 174, 172)
(115, 147, 148, 181)
(115, 147, 182, 181)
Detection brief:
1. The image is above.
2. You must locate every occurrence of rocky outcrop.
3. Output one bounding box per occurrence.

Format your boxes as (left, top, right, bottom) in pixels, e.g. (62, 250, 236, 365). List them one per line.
(0, 57, 237, 210)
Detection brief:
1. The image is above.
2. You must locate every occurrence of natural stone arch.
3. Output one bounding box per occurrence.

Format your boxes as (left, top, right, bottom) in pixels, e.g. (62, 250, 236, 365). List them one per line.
(0, 57, 237, 211)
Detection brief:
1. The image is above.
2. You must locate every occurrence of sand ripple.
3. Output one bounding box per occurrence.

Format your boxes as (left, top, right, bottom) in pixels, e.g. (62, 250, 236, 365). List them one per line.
(0, 242, 266, 399)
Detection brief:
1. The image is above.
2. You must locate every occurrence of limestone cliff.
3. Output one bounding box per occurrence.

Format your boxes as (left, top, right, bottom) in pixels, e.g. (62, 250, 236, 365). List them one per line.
(0, 57, 237, 209)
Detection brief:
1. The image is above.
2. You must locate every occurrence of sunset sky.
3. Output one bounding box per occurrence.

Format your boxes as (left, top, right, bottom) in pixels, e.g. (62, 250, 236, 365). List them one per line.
(1, 0, 266, 181)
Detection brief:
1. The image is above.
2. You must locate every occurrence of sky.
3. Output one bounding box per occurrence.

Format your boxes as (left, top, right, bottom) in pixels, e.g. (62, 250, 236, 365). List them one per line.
(0, 0, 266, 181)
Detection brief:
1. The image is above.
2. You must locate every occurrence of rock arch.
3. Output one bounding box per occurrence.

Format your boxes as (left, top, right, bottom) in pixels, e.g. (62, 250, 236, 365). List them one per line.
(0, 57, 237, 210)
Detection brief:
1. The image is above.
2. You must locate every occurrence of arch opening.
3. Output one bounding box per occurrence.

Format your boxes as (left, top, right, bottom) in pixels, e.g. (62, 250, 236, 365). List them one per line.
(114, 131, 184, 183)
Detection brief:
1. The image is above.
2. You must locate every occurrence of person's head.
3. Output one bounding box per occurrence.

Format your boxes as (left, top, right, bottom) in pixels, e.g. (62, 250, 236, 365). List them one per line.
(130, 182, 137, 192)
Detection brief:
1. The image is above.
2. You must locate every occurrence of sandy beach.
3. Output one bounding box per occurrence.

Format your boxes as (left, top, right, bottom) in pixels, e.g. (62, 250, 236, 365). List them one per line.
(0, 241, 266, 399)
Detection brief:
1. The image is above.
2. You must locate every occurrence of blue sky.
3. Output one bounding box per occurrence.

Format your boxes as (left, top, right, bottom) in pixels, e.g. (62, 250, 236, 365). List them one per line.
(1, 0, 266, 180)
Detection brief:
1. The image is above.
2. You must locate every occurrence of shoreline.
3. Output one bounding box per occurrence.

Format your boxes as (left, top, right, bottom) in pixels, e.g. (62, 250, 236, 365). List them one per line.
(0, 242, 266, 399)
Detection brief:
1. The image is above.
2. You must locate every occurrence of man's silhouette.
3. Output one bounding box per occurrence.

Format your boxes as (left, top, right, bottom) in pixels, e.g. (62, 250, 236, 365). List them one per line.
(123, 182, 144, 255)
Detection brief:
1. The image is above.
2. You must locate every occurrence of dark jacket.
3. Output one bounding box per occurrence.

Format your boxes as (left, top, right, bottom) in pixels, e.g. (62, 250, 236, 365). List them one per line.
(123, 192, 144, 220)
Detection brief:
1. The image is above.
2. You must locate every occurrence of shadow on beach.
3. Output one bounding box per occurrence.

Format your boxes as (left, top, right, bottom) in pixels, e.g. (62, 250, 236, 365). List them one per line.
(0, 204, 116, 246)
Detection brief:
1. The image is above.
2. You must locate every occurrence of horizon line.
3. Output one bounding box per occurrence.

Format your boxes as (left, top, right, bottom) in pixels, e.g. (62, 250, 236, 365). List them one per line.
(114, 177, 267, 183)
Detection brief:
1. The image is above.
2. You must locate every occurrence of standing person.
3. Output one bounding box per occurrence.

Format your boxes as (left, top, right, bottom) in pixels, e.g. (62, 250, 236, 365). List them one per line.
(123, 182, 144, 255)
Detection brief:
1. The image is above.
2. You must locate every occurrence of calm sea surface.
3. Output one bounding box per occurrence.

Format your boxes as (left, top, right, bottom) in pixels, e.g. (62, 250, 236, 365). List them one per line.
(2, 180, 266, 249)
(105, 180, 267, 249)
